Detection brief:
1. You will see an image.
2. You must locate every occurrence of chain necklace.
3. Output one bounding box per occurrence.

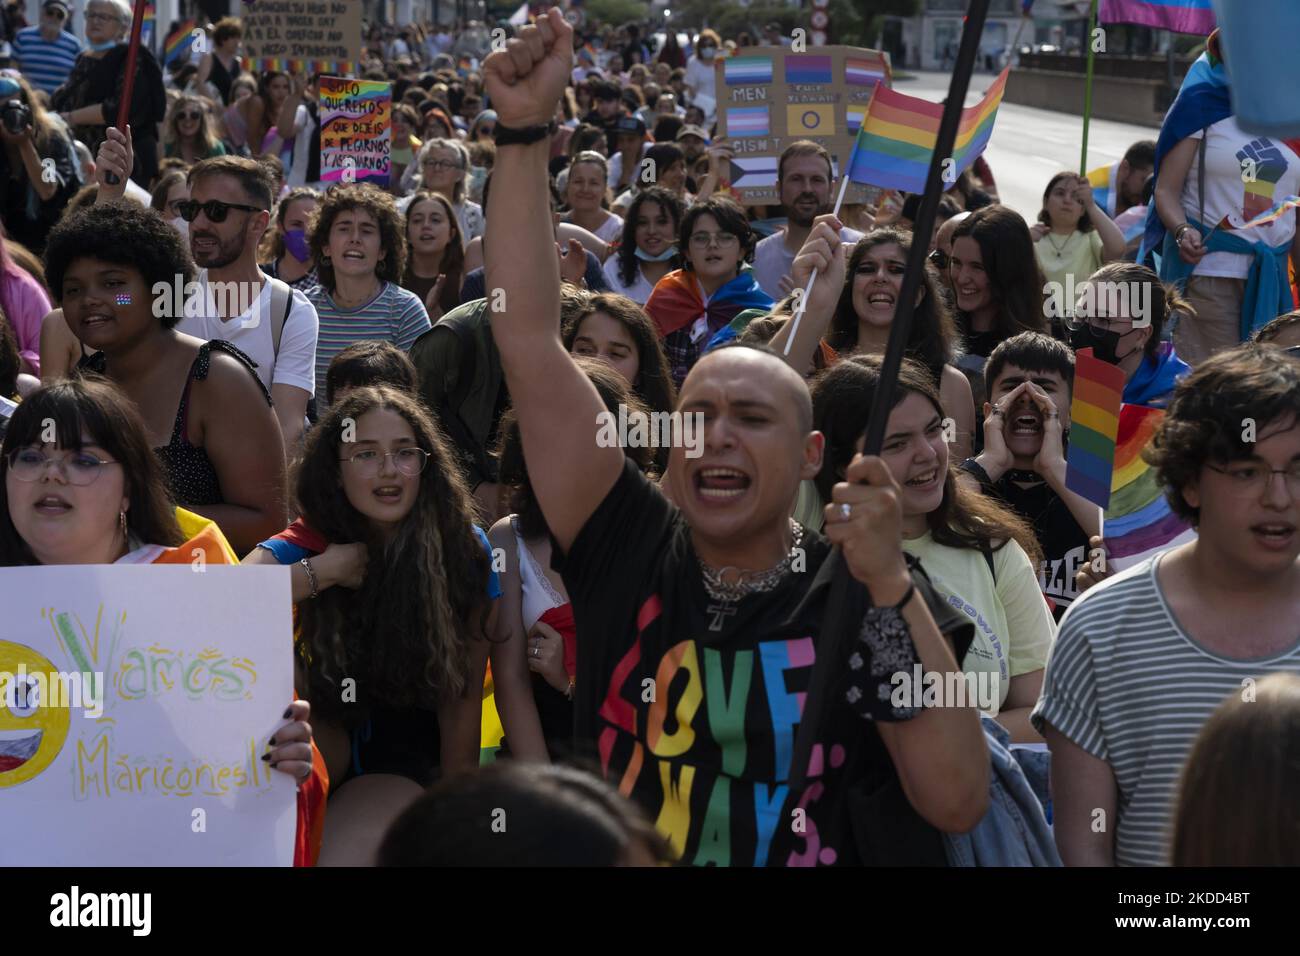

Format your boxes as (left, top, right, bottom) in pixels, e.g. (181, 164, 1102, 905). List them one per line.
(700, 521, 804, 631)
(1045, 231, 1075, 257)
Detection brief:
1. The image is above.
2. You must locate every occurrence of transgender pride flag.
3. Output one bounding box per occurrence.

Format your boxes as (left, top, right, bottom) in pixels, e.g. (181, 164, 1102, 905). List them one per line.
(726, 106, 769, 137)
(1099, 0, 1215, 35)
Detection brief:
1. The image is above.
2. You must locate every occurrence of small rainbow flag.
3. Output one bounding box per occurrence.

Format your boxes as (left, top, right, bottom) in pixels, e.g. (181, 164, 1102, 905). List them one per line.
(845, 57, 886, 87)
(847, 67, 1008, 193)
(577, 42, 597, 64)
(726, 106, 769, 138)
(1104, 404, 1196, 570)
(725, 56, 773, 86)
(1216, 195, 1300, 232)
(1099, 0, 1215, 36)
(1065, 347, 1126, 508)
(163, 18, 196, 66)
(785, 54, 832, 85)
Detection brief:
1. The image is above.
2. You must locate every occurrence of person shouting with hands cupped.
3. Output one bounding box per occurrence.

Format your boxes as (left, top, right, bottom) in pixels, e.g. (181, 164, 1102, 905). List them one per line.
(957, 333, 1099, 620)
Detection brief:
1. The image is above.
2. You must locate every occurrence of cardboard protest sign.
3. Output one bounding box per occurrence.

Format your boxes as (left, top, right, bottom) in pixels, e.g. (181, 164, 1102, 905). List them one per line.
(320, 76, 392, 185)
(0, 566, 296, 866)
(714, 46, 890, 205)
(242, 0, 361, 77)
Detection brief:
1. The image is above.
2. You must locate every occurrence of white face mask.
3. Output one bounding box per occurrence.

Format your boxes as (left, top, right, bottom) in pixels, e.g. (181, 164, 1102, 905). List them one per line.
(699, 47, 716, 62)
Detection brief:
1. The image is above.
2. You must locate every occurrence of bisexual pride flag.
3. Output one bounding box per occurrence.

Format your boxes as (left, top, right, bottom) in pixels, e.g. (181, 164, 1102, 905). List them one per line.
(725, 56, 773, 86)
(1099, 0, 1215, 35)
(848, 67, 1008, 193)
(785, 54, 832, 85)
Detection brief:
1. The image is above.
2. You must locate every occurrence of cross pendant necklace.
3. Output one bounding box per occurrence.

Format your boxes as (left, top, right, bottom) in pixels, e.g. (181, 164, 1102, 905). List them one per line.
(707, 599, 738, 632)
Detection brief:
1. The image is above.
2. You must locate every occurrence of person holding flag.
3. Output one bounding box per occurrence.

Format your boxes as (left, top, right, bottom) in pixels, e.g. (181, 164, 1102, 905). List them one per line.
(480, 6, 989, 866)
(1142, 28, 1300, 363)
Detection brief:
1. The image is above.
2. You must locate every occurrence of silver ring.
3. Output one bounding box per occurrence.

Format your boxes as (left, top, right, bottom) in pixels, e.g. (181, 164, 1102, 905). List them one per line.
(533, 646, 539, 657)
(838, 503, 852, 522)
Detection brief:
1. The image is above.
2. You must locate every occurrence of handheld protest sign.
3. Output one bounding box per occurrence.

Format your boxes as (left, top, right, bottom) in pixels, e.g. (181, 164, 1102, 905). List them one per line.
(788, 0, 995, 792)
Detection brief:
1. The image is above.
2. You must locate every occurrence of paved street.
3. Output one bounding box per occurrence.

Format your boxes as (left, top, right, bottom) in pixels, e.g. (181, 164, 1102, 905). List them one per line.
(895, 69, 1161, 220)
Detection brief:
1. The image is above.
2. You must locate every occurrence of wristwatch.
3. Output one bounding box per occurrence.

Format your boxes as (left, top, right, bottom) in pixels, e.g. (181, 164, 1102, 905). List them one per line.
(493, 120, 557, 147)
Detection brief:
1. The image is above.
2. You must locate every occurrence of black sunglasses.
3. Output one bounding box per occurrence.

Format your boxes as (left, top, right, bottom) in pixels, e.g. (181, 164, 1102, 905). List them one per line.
(175, 199, 266, 223)
(928, 249, 949, 270)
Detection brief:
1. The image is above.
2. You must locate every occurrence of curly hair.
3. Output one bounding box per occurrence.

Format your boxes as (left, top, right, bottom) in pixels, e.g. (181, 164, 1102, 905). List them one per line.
(293, 386, 490, 717)
(497, 357, 655, 541)
(826, 228, 957, 383)
(43, 201, 196, 329)
(1146, 343, 1300, 525)
(309, 183, 408, 292)
(0, 375, 184, 566)
(616, 187, 684, 289)
(810, 354, 1042, 566)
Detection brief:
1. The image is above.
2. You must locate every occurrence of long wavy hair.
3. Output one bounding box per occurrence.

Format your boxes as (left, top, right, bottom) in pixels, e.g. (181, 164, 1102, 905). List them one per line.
(950, 205, 1048, 342)
(561, 293, 677, 417)
(403, 191, 464, 316)
(0, 375, 183, 566)
(616, 187, 684, 288)
(164, 94, 223, 158)
(810, 354, 1041, 565)
(826, 228, 957, 382)
(293, 386, 490, 716)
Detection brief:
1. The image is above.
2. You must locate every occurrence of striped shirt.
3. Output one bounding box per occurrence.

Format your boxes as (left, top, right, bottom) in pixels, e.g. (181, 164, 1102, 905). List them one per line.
(308, 281, 431, 399)
(1031, 554, 1300, 866)
(14, 26, 84, 95)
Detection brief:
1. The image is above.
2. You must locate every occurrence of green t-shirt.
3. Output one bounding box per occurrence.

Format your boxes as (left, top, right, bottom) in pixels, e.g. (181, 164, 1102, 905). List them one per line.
(902, 532, 1056, 713)
(1036, 229, 1104, 319)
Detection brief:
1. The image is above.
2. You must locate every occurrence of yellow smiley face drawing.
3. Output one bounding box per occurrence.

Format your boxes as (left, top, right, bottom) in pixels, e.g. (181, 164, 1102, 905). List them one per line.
(0, 641, 70, 787)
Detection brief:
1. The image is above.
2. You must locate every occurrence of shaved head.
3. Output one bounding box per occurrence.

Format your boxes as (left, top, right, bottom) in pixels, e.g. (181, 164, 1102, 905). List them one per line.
(686, 345, 813, 434)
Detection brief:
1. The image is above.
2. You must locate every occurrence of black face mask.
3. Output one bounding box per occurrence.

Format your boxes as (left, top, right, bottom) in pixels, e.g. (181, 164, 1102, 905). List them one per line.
(1069, 322, 1139, 366)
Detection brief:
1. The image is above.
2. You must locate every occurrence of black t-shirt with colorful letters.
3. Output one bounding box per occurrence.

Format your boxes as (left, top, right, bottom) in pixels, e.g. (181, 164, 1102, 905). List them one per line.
(555, 460, 973, 866)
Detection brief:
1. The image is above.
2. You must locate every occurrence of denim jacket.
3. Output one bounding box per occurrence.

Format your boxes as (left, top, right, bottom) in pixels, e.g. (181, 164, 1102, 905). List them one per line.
(943, 716, 1062, 867)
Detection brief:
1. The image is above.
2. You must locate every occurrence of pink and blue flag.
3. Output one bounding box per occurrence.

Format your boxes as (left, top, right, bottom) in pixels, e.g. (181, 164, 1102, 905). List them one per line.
(1099, 0, 1215, 35)
(785, 55, 832, 85)
(726, 106, 769, 138)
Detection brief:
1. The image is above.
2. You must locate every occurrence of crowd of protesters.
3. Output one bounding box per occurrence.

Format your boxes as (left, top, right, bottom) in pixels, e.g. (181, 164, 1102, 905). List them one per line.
(0, 3, 1297, 868)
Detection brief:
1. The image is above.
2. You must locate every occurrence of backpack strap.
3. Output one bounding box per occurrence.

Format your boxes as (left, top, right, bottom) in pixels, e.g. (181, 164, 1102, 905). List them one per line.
(979, 540, 997, 585)
(265, 275, 294, 358)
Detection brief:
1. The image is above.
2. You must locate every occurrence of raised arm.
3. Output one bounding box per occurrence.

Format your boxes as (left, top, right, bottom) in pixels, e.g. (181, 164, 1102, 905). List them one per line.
(481, 8, 623, 552)
(768, 215, 846, 376)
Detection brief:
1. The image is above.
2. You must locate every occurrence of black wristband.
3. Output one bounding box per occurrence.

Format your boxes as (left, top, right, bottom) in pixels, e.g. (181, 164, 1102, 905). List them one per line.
(493, 120, 557, 146)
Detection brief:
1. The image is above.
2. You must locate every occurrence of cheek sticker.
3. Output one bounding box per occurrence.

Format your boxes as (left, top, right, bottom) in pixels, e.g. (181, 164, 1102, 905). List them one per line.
(0, 641, 71, 788)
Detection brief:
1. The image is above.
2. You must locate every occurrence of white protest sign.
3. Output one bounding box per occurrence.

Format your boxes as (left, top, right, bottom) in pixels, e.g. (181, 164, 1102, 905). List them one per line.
(0, 565, 296, 866)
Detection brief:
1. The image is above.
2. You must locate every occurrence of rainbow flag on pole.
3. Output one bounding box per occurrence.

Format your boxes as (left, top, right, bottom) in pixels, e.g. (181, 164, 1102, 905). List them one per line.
(1065, 348, 1126, 507)
(1216, 195, 1300, 232)
(163, 19, 196, 66)
(847, 67, 1009, 194)
(1099, 0, 1215, 35)
(1103, 404, 1196, 570)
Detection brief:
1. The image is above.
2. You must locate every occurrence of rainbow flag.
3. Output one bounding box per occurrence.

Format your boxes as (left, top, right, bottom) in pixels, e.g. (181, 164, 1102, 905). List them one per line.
(848, 67, 1008, 194)
(1216, 195, 1300, 232)
(142, 2, 155, 51)
(1104, 404, 1196, 570)
(845, 57, 886, 87)
(785, 54, 832, 85)
(1099, 0, 1215, 35)
(1065, 348, 1126, 507)
(163, 18, 196, 66)
(725, 56, 773, 86)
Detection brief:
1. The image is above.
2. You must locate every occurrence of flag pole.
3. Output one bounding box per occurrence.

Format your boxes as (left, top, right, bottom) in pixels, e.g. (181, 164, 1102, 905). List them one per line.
(788, 0, 995, 791)
(1080, 0, 1099, 172)
(104, 0, 149, 186)
(782, 135, 860, 356)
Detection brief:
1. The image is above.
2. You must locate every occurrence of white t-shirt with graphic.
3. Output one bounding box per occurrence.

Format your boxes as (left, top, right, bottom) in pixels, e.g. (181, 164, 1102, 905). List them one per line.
(1182, 116, 1300, 279)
